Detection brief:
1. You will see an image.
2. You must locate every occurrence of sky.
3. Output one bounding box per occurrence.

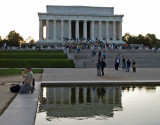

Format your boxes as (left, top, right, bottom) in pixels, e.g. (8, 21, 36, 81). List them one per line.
(0, 0, 160, 41)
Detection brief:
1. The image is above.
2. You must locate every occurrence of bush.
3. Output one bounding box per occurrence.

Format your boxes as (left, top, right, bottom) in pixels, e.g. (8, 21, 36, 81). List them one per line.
(0, 59, 75, 68)
(0, 53, 68, 59)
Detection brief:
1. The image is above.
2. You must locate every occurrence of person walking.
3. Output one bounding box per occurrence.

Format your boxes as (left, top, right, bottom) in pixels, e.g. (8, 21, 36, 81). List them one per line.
(115, 57, 118, 70)
(96, 59, 101, 76)
(100, 58, 106, 76)
(98, 50, 101, 60)
(126, 59, 131, 72)
(19, 67, 34, 94)
(122, 55, 126, 69)
(132, 60, 136, 72)
(91, 49, 96, 61)
(103, 51, 106, 60)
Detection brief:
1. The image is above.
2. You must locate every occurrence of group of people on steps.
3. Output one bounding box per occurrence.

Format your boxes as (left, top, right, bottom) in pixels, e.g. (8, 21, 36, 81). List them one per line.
(92, 50, 137, 76)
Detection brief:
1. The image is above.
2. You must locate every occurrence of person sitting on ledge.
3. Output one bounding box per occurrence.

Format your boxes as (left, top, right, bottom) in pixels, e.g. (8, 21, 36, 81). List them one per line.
(19, 67, 34, 94)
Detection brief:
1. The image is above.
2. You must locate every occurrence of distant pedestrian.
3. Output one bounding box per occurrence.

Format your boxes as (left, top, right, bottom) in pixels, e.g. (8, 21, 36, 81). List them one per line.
(132, 60, 136, 72)
(91, 49, 96, 61)
(126, 59, 131, 72)
(122, 55, 126, 69)
(3, 43, 7, 49)
(118, 54, 121, 63)
(103, 51, 106, 60)
(115, 57, 119, 70)
(96, 59, 101, 76)
(98, 50, 101, 60)
(100, 58, 106, 76)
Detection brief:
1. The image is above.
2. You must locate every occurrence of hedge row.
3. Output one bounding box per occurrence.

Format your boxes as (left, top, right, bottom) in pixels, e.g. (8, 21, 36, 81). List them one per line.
(0, 59, 75, 68)
(0, 50, 63, 53)
(0, 53, 68, 59)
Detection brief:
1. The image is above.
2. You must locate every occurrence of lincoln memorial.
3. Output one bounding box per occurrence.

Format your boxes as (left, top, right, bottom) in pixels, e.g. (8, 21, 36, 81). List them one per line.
(38, 5, 124, 44)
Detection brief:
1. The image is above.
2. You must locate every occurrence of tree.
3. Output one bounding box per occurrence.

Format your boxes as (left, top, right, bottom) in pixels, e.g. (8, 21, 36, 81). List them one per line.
(122, 33, 160, 48)
(29, 39, 35, 44)
(145, 34, 158, 48)
(6, 30, 24, 46)
(122, 33, 131, 43)
(0, 36, 2, 47)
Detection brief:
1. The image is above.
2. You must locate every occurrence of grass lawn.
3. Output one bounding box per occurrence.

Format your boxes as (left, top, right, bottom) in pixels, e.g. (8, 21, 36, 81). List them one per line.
(0, 68, 43, 77)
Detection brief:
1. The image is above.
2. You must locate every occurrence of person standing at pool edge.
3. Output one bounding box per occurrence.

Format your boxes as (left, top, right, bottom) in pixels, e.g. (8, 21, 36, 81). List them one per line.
(100, 58, 106, 76)
(19, 67, 34, 94)
(132, 60, 136, 72)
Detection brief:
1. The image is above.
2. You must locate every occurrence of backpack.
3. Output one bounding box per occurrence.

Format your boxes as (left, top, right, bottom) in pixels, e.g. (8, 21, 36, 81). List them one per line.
(10, 84, 21, 93)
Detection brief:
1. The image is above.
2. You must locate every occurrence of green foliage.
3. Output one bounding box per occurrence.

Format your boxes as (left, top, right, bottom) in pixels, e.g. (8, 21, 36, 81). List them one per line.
(0, 69, 43, 77)
(29, 39, 35, 44)
(6, 30, 24, 46)
(0, 59, 74, 68)
(123, 33, 160, 48)
(0, 53, 67, 59)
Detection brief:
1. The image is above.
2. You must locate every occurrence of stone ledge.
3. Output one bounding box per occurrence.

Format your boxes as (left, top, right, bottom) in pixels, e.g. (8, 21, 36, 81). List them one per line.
(41, 80, 160, 86)
(0, 82, 41, 125)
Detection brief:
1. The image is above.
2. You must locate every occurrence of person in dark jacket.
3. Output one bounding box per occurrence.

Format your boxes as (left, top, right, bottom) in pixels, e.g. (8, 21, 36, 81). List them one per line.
(115, 57, 119, 70)
(98, 50, 101, 60)
(100, 58, 106, 76)
(126, 59, 131, 72)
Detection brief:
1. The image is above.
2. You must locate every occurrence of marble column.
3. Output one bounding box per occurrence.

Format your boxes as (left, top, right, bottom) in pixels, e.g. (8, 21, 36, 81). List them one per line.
(99, 21, 102, 40)
(46, 20, 49, 40)
(61, 20, 64, 42)
(119, 21, 122, 40)
(91, 21, 94, 41)
(76, 20, 79, 39)
(53, 20, 57, 41)
(106, 21, 109, 42)
(39, 20, 43, 40)
(68, 20, 72, 40)
(83, 20, 87, 39)
(113, 21, 116, 41)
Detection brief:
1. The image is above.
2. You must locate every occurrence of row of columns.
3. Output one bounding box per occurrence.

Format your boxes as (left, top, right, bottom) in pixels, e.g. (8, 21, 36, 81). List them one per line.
(42, 87, 122, 105)
(39, 19, 122, 42)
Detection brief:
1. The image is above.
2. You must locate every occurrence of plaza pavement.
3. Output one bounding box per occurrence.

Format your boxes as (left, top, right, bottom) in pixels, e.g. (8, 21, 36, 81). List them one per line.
(42, 68, 160, 85)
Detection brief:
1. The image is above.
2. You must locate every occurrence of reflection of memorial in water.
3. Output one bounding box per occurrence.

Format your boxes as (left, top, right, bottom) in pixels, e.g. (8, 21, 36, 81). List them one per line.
(39, 86, 123, 118)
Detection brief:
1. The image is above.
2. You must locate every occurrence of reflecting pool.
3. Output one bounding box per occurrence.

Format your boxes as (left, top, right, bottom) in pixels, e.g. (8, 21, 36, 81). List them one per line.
(35, 86, 160, 125)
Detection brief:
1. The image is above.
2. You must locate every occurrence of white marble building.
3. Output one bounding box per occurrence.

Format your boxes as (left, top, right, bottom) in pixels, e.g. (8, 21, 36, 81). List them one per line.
(38, 5, 124, 43)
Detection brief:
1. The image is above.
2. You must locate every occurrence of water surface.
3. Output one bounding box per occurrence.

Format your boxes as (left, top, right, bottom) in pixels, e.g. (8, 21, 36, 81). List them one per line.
(35, 86, 160, 125)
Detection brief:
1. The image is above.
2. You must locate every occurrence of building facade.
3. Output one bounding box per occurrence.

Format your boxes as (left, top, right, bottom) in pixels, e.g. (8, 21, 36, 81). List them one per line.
(38, 6, 124, 43)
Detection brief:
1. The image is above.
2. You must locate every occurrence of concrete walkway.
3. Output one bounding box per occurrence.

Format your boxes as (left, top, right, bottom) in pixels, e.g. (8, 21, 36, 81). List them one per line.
(42, 68, 160, 83)
(0, 82, 41, 125)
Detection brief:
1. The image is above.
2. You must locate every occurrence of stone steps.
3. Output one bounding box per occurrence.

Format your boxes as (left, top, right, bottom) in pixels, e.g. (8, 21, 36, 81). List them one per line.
(70, 49, 160, 68)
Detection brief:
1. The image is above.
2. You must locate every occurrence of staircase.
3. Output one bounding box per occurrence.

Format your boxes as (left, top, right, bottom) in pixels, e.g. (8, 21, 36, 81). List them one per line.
(68, 49, 160, 68)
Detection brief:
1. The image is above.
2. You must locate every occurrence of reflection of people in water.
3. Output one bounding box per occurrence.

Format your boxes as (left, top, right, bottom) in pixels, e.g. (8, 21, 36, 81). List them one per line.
(97, 87, 106, 99)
